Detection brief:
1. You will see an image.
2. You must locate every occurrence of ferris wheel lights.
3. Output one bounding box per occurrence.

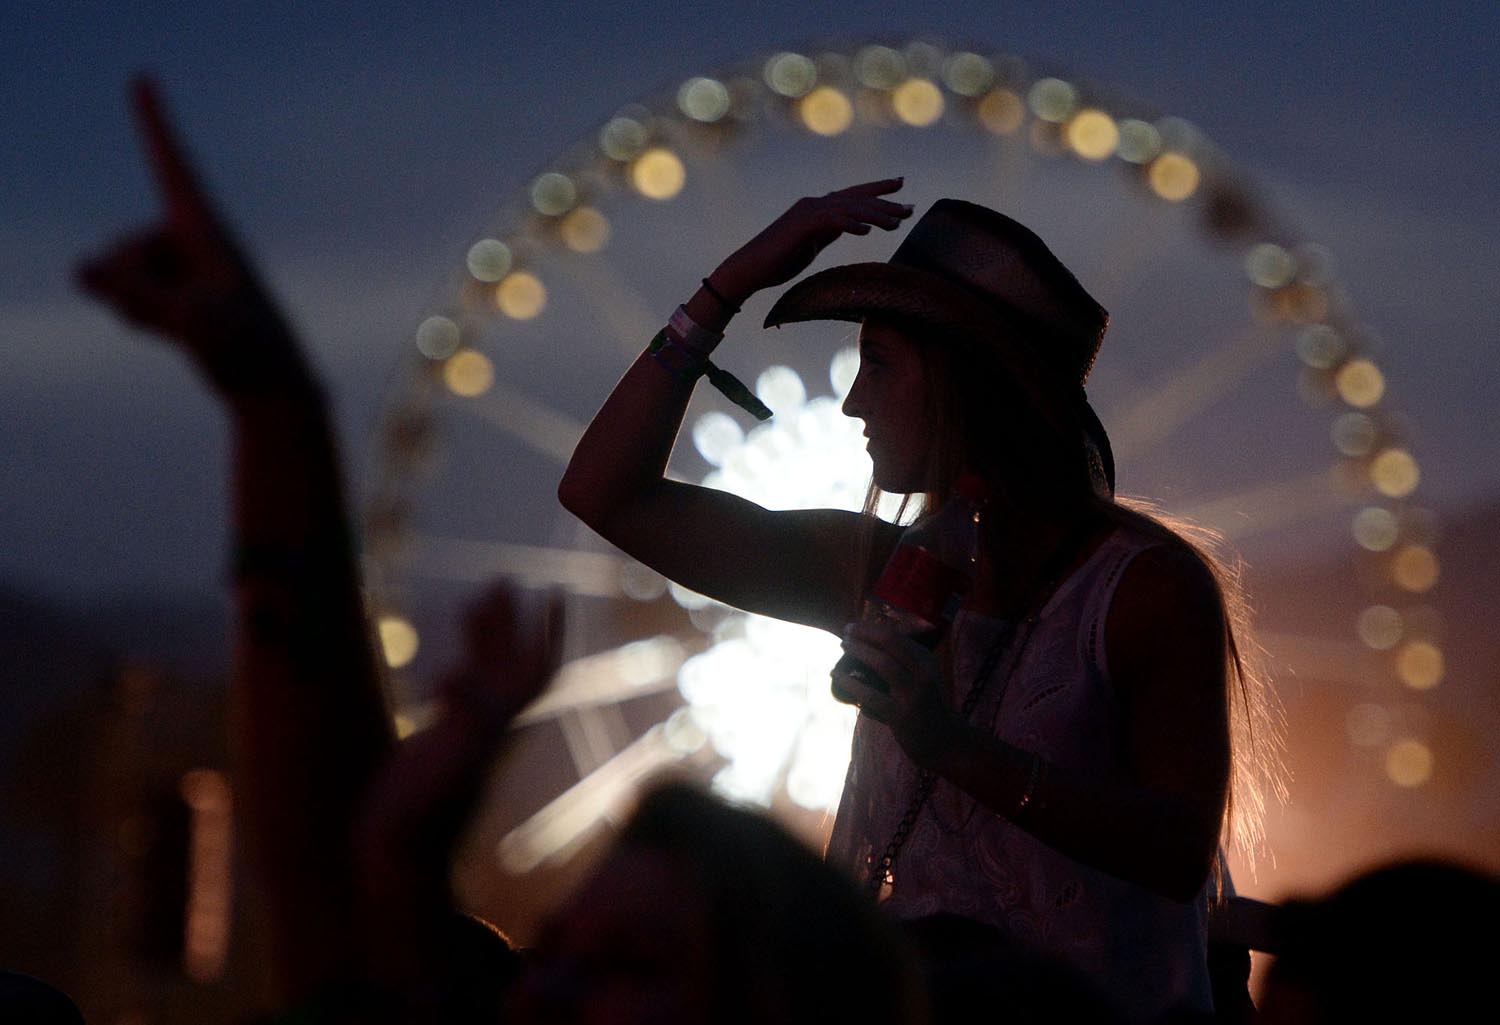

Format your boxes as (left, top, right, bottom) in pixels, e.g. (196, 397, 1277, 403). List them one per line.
(1027, 77, 1078, 123)
(829, 345, 859, 397)
(1352, 506, 1400, 551)
(678, 76, 731, 123)
(495, 270, 547, 319)
(798, 86, 854, 135)
(1065, 108, 1120, 161)
(976, 87, 1025, 134)
(414, 315, 461, 360)
(942, 52, 995, 96)
(892, 78, 945, 126)
(629, 147, 686, 199)
(530, 172, 577, 216)
(377, 614, 420, 669)
(1297, 324, 1346, 368)
(1358, 604, 1405, 650)
(1332, 412, 1379, 457)
(465, 238, 513, 283)
(1392, 544, 1440, 594)
(1384, 738, 1434, 787)
(1148, 151, 1201, 201)
(559, 206, 611, 253)
(1395, 640, 1444, 689)
(854, 45, 906, 89)
(1370, 447, 1420, 498)
(443, 349, 494, 398)
(764, 52, 817, 97)
(1246, 242, 1297, 288)
(1334, 358, 1385, 407)
(1116, 118, 1162, 163)
(692, 410, 746, 467)
(598, 116, 648, 161)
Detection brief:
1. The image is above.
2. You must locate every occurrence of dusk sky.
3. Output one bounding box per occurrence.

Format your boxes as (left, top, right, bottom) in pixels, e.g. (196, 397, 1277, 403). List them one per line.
(5, 1, 1498, 608)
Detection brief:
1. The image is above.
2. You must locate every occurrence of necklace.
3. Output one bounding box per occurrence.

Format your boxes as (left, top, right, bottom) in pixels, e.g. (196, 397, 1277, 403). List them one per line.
(865, 517, 1105, 898)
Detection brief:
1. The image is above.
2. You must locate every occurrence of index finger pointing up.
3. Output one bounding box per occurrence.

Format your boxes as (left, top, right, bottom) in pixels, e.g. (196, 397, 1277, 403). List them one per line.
(130, 76, 211, 219)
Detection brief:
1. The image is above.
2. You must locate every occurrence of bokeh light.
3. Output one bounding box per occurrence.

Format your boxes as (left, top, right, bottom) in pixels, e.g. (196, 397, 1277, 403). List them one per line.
(692, 411, 745, 467)
(764, 52, 816, 97)
(1357, 604, 1404, 650)
(754, 365, 808, 416)
(1335, 359, 1385, 407)
(560, 206, 611, 253)
(466, 239, 513, 282)
(941, 52, 994, 96)
(1149, 152, 1200, 201)
(829, 345, 859, 398)
(1395, 640, 1444, 690)
(1332, 412, 1378, 457)
(378, 614, 420, 668)
(1065, 109, 1119, 160)
(678, 76, 731, 122)
(496, 271, 547, 320)
(799, 86, 854, 135)
(1352, 506, 1400, 551)
(1385, 739, 1434, 787)
(599, 116, 648, 161)
(443, 349, 494, 398)
(630, 147, 686, 199)
(853, 45, 905, 88)
(1027, 77, 1078, 122)
(1297, 325, 1346, 368)
(1245, 243, 1297, 288)
(414, 315, 461, 361)
(1116, 118, 1161, 163)
(1391, 544, 1440, 592)
(530, 172, 577, 216)
(892, 79, 944, 126)
(1370, 447, 1420, 498)
(976, 88, 1025, 134)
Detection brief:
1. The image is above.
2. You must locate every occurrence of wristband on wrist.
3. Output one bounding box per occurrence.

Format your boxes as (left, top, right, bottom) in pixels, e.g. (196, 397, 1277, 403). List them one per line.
(667, 305, 723, 356)
(647, 329, 772, 422)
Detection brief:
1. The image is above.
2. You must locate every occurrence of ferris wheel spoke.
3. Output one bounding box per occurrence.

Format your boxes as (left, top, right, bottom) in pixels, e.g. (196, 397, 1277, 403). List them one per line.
(497, 722, 693, 873)
(1105, 322, 1285, 462)
(394, 535, 628, 594)
(551, 256, 670, 358)
(453, 378, 585, 465)
(1171, 468, 1351, 541)
(515, 634, 691, 726)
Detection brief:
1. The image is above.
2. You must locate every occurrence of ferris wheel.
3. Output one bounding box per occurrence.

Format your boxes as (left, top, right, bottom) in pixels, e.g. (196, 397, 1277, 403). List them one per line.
(361, 40, 1444, 875)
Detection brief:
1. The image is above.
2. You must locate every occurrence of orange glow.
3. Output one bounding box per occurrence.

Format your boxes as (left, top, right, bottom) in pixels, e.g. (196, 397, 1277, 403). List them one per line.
(561, 206, 611, 253)
(443, 349, 494, 398)
(1385, 739, 1434, 787)
(1066, 109, 1119, 160)
(799, 87, 854, 136)
(1335, 359, 1385, 407)
(1148, 152, 1200, 201)
(1370, 448, 1420, 498)
(496, 271, 547, 320)
(1391, 545, 1440, 592)
(629, 148, 686, 199)
(976, 88, 1025, 134)
(891, 79, 944, 126)
(1395, 641, 1444, 690)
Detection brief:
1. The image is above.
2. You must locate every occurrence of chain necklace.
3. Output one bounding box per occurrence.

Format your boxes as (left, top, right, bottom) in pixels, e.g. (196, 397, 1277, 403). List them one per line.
(865, 517, 1103, 898)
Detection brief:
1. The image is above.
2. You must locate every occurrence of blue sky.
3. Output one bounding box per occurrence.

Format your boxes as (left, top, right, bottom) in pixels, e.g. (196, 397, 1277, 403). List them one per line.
(4, 1, 1498, 604)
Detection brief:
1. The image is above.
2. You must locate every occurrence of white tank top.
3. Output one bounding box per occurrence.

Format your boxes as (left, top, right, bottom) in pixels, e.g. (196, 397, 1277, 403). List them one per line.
(826, 526, 1216, 1022)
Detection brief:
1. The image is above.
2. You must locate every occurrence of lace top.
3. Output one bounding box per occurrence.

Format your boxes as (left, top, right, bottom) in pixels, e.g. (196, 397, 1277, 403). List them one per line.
(826, 526, 1216, 1022)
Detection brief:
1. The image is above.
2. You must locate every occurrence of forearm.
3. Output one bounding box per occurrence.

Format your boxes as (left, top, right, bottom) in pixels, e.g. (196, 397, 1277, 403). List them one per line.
(557, 276, 743, 527)
(912, 714, 1220, 901)
(228, 386, 395, 996)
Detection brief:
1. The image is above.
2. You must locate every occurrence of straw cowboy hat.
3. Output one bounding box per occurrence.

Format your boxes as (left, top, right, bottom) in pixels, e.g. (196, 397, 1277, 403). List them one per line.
(763, 198, 1116, 494)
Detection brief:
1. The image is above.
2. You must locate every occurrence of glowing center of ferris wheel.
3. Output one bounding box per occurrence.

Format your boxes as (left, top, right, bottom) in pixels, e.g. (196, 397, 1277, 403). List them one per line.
(670, 346, 901, 811)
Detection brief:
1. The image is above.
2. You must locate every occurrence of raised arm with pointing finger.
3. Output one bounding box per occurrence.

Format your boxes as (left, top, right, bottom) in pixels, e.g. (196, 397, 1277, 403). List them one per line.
(78, 78, 392, 1010)
(557, 181, 914, 633)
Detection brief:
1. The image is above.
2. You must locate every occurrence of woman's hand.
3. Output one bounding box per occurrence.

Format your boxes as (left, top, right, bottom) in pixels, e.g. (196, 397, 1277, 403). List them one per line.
(834, 619, 956, 767)
(708, 179, 913, 305)
(76, 77, 309, 401)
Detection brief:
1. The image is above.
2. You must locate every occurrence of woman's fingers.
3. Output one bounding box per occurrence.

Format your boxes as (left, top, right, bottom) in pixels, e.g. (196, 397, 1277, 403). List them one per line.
(131, 76, 214, 226)
(831, 177, 906, 198)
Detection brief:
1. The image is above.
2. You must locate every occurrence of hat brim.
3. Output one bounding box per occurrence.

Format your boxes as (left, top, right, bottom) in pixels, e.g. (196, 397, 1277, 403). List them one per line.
(763, 262, 1028, 353)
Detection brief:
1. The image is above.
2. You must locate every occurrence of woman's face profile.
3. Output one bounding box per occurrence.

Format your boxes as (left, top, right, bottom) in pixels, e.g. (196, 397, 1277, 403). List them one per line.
(843, 320, 933, 494)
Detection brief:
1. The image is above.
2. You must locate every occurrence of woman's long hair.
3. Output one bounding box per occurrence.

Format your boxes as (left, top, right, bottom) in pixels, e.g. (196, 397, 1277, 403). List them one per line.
(859, 329, 1287, 874)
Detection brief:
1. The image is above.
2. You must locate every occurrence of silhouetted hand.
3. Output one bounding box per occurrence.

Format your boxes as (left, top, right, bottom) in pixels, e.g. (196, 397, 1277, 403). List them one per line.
(76, 77, 309, 400)
(834, 618, 954, 766)
(709, 179, 912, 305)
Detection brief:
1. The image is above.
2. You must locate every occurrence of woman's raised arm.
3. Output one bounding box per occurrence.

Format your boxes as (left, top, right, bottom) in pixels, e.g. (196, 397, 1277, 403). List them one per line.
(558, 181, 912, 633)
